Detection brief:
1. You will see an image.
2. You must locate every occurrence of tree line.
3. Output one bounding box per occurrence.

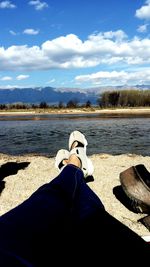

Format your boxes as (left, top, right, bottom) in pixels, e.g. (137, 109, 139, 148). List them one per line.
(0, 99, 92, 110)
(98, 89, 150, 107)
(0, 89, 150, 110)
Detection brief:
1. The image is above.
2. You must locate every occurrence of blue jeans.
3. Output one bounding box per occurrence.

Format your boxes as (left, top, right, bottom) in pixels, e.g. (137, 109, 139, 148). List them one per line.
(0, 165, 149, 266)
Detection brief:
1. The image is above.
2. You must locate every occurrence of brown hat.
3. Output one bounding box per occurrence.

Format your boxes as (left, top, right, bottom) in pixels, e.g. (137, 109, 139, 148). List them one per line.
(138, 215, 150, 232)
(120, 164, 150, 214)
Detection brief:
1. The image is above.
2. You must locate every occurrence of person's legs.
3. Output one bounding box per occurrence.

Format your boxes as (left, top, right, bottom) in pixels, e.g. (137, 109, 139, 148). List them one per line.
(0, 153, 149, 266)
(0, 156, 104, 266)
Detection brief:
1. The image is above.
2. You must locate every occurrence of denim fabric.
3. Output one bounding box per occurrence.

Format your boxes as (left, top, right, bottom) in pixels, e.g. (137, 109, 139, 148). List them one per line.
(0, 165, 103, 266)
(0, 165, 149, 266)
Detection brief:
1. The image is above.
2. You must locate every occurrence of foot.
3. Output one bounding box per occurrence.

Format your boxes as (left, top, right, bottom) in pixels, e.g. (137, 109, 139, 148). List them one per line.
(67, 154, 81, 168)
(69, 130, 87, 151)
(69, 131, 94, 178)
(55, 149, 69, 172)
(55, 146, 83, 170)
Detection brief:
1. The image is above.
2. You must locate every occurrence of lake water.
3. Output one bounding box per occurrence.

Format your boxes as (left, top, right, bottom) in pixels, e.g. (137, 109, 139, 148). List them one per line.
(0, 113, 150, 157)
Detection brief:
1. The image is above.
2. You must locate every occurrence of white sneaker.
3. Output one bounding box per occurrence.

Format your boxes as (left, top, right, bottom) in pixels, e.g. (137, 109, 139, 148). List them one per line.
(55, 149, 69, 172)
(69, 147, 94, 178)
(69, 130, 88, 152)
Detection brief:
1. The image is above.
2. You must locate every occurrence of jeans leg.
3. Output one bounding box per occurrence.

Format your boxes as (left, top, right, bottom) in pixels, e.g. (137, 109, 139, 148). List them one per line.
(50, 164, 105, 219)
(0, 164, 104, 266)
(0, 164, 149, 266)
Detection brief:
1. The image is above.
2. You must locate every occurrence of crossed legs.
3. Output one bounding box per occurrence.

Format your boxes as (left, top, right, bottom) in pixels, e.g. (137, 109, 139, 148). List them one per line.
(0, 131, 149, 266)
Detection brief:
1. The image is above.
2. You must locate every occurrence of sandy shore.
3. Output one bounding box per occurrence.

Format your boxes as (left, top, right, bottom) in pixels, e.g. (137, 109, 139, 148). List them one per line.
(0, 152, 150, 237)
(0, 107, 150, 116)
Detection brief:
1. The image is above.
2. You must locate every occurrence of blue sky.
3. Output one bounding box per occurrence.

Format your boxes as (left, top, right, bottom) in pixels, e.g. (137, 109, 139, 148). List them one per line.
(0, 0, 150, 89)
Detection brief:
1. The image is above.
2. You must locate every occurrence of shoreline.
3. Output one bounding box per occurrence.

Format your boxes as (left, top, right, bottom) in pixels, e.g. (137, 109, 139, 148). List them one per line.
(0, 107, 150, 117)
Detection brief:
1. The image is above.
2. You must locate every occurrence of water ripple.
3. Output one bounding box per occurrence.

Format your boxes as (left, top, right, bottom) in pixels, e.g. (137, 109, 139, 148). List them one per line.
(0, 115, 149, 156)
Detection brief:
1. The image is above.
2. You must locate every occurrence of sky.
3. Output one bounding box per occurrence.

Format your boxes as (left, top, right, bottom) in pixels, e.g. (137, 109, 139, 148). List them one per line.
(1, 0, 150, 89)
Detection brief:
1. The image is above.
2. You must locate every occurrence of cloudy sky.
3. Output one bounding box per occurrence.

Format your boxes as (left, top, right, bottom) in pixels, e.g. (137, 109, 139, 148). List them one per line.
(0, 0, 150, 89)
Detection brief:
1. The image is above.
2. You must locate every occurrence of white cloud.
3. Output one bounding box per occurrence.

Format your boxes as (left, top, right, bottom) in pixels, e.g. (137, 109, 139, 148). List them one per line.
(0, 76, 12, 81)
(75, 69, 150, 86)
(28, 0, 48, 11)
(0, 1, 16, 9)
(135, 1, 150, 20)
(9, 30, 17, 35)
(1, 31, 150, 71)
(16, 75, 29, 80)
(103, 30, 127, 41)
(0, 84, 35, 89)
(137, 24, 148, 32)
(23, 28, 39, 35)
(47, 79, 56, 84)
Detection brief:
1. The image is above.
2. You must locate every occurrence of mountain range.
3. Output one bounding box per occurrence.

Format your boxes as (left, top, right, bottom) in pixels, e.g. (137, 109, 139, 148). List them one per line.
(0, 86, 99, 105)
(0, 85, 149, 105)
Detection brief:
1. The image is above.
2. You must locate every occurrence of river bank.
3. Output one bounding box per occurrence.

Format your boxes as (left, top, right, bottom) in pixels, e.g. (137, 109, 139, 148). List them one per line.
(0, 107, 150, 117)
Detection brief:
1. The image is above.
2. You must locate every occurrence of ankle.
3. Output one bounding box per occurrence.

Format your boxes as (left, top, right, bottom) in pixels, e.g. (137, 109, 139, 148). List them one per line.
(67, 154, 81, 168)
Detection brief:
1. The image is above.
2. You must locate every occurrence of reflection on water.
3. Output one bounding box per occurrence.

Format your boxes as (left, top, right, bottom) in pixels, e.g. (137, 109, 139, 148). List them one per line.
(0, 114, 149, 156)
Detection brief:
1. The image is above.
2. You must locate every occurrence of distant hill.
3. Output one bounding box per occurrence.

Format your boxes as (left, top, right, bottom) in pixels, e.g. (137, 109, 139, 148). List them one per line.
(0, 87, 99, 105)
(0, 85, 149, 105)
